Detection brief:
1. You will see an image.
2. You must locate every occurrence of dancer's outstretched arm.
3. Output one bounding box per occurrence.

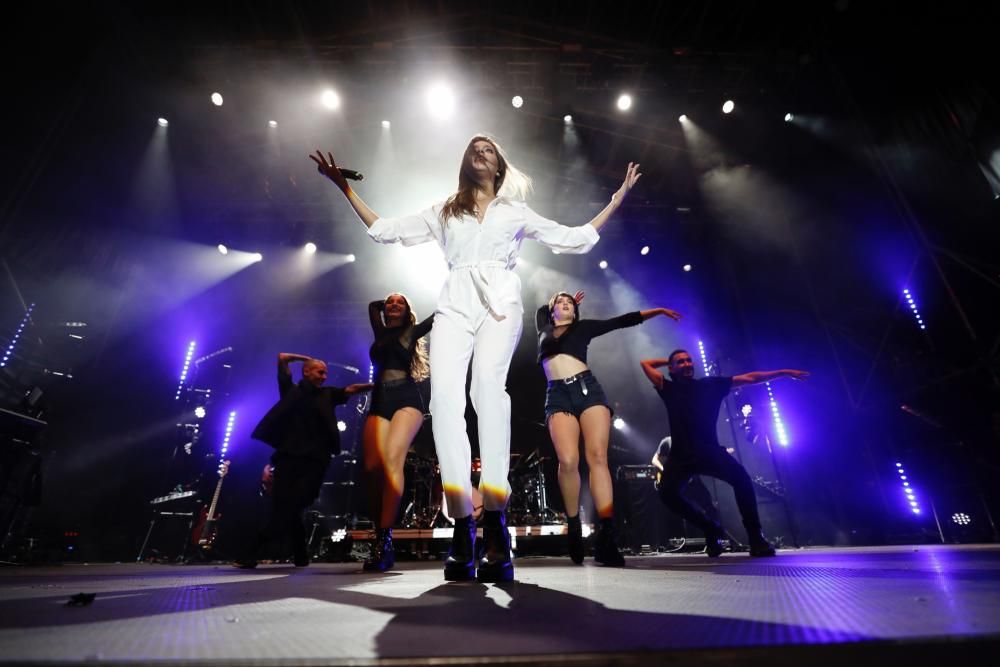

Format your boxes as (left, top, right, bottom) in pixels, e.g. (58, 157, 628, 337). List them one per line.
(731, 369, 810, 387)
(639, 358, 671, 390)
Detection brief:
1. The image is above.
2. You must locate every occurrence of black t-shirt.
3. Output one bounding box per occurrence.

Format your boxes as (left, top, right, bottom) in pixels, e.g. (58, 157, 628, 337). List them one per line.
(251, 369, 348, 461)
(654, 377, 733, 463)
(368, 301, 434, 380)
(536, 306, 643, 365)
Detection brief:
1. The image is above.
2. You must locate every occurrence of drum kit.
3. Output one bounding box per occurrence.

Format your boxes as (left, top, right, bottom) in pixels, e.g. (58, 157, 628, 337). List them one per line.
(398, 448, 559, 528)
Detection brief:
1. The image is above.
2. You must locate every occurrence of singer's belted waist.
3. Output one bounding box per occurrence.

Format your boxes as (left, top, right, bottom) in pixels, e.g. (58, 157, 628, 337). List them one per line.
(449, 260, 511, 272)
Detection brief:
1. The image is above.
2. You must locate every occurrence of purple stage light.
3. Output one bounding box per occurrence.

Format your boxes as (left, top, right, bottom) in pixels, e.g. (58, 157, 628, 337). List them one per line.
(902, 288, 926, 331)
(219, 410, 237, 461)
(894, 461, 921, 515)
(174, 341, 197, 400)
(765, 382, 790, 446)
(1, 303, 35, 368)
(696, 340, 711, 376)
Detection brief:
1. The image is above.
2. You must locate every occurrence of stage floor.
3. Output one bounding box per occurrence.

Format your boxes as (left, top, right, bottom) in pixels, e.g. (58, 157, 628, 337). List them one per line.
(1, 545, 998, 665)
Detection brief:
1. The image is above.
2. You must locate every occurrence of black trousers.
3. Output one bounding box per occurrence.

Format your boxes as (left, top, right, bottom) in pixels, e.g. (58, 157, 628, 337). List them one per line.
(657, 447, 762, 537)
(255, 453, 328, 560)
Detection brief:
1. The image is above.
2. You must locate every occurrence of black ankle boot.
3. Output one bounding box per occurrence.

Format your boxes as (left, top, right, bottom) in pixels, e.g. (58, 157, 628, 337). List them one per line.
(594, 518, 625, 567)
(566, 514, 584, 565)
(477, 510, 514, 582)
(704, 522, 724, 558)
(444, 516, 477, 581)
(363, 528, 395, 572)
(748, 529, 776, 557)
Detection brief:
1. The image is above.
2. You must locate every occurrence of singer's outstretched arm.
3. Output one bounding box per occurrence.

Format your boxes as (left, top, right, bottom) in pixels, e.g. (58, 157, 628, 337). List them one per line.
(310, 150, 380, 228)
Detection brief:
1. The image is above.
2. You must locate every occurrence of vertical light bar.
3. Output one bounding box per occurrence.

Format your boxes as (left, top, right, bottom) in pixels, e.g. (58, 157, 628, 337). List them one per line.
(696, 340, 711, 376)
(1, 303, 36, 368)
(368, 362, 375, 383)
(765, 382, 790, 446)
(219, 410, 237, 468)
(174, 340, 197, 400)
(902, 288, 926, 331)
(895, 462, 921, 514)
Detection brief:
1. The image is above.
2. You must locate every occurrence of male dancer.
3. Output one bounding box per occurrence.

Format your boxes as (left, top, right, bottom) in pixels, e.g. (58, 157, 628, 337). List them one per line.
(640, 350, 808, 557)
(235, 353, 370, 568)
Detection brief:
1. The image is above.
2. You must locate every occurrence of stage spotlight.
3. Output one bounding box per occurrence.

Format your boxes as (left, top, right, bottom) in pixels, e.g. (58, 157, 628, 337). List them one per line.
(613, 417, 626, 430)
(268, 120, 278, 128)
(678, 114, 687, 122)
(952, 513, 971, 526)
(616, 94, 633, 111)
(640, 246, 650, 256)
(784, 113, 794, 122)
(321, 89, 341, 110)
(346, 254, 356, 262)
(722, 100, 735, 114)
(599, 260, 608, 270)
(211, 92, 223, 106)
(563, 114, 573, 124)
(157, 118, 169, 127)
(217, 244, 228, 255)
(304, 242, 317, 254)
(194, 406, 207, 419)
(741, 404, 753, 417)
(683, 264, 692, 272)
(251, 252, 263, 262)
(426, 82, 455, 119)
(381, 120, 391, 128)
(511, 95, 524, 109)
(337, 420, 347, 432)
(331, 527, 348, 542)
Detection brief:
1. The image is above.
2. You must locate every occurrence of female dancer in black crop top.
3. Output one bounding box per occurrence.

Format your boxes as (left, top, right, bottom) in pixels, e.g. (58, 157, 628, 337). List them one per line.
(537, 291, 681, 565)
(362, 293, 434, 571)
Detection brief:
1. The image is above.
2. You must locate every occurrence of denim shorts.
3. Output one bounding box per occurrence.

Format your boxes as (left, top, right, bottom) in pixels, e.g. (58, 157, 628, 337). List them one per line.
(544, 370, 612, 420)
(370, 377, 430, 420)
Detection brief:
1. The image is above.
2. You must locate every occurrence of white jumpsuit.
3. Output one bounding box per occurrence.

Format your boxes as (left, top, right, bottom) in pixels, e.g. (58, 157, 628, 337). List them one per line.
(368, 197, 600, 517)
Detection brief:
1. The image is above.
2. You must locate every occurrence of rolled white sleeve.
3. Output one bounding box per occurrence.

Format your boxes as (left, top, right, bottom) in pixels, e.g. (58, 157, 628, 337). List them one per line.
(521, 205, 600, 254)
(367, 206, 441, 247)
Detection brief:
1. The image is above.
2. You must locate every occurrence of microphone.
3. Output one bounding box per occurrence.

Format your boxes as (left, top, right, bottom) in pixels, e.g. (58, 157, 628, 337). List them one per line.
(338, 168, 364, 181)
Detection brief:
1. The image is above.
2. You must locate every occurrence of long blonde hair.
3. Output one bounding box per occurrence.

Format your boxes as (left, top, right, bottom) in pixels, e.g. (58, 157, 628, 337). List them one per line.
(384, 293, 430, 381)
(440, 134, 532, 224)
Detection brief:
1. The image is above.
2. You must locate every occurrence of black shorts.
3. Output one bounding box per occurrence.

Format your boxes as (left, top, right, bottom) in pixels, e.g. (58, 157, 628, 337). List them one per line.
(544, 370, 612, 420)
(370, 377, 430, 421)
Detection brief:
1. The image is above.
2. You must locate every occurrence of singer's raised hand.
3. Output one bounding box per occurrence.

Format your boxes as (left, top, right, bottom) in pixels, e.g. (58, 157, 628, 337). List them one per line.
(310, 149, 351, 193)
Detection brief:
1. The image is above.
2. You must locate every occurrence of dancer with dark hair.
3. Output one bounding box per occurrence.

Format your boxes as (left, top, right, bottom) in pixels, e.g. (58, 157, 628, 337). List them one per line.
(236, 354, 371, 568)
(538, 291, 681, 565)
(640, 350, 808, 557)
(312, 137, 640, 581)
(362, 293, 433, 572)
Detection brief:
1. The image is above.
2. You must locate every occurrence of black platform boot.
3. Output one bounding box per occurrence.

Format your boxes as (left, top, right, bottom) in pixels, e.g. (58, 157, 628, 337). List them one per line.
(747, 529, 776, 557)
(593, 518, 625, 567)
(566, 514, 584, 565)
(363, 528, 395, 572)
(477, 510, 514, 582)
(444, 515, 477, 581)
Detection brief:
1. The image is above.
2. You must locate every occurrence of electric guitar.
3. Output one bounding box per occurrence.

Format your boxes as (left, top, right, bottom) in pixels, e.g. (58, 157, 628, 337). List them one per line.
(191, 460, 230, 549)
